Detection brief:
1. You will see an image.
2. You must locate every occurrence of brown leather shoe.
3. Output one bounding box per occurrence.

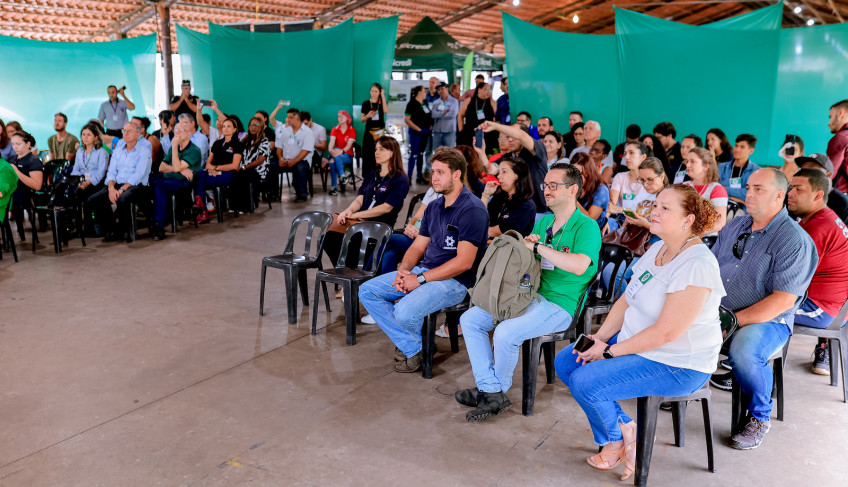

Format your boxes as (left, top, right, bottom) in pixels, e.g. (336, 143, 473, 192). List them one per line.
(394, 352, 422, 373)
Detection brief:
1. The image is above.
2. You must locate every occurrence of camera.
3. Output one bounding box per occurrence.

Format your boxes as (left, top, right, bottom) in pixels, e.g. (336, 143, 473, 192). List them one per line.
(783, 134, 798, 156)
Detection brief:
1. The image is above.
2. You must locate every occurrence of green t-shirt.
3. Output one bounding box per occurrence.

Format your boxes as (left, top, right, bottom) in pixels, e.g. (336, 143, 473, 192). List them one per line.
(162, 142, 202, 180)
(47, 133, 80, 161)
(530, 210, 602, 315)
(0, 159, 20, 221)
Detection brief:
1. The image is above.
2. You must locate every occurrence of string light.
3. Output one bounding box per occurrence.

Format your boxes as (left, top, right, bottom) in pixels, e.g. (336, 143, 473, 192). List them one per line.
(572, 14, 579, 23)
(512, 0, 519, 6)
(807, 18, 815, 26)
(793, 6, 802, 14)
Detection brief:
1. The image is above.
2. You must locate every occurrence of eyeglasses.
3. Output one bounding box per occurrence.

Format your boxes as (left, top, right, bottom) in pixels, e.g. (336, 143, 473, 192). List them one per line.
(733, 232, 751, 259)
(498, 136, 510, 141)
(637, 175, 660, 185)
(540, 182, 572, 192)
(250, 122, 261, 127)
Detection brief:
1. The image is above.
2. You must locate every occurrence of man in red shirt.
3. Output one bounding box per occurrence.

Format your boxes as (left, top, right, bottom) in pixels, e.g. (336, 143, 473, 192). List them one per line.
(826, 99, 848, 192)
(788, 168, 848, 376)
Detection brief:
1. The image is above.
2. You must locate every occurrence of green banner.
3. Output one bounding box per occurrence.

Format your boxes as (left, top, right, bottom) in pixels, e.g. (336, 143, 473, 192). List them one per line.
(0, 34, 156, 149)
(461, 53, 474, 92)
(352, 16, 399, 145)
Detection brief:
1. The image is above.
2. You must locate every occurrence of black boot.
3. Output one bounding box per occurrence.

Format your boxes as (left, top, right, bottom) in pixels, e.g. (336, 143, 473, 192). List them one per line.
(455, 388, 480, 408)
(466, 391, 511, 422)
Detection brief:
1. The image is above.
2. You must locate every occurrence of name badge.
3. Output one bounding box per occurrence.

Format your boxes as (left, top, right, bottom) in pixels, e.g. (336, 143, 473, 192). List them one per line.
(626, 270, 653, 298)
(476, 109, 485, 119)
(729, 177, 742, 188)
(540, 257, 555, 271)
(288, 136, 296, 145)
(674, 170, 686, 184)
(505, 114, 511, 123)
(422, 106, 430, 114)
(623, 193, 635, 201)
(113, 114, 119, 121)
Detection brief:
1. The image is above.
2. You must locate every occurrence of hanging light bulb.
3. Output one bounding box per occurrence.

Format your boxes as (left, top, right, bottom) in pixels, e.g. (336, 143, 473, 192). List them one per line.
(572, 14, 580, 23)
(807, 18, 815, 26)
(512, 0, 520, 6)
(793, 6, 802, 14)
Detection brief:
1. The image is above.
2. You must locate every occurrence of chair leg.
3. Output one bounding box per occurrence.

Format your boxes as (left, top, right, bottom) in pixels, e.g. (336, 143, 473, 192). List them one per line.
(521, 337, 542, 416)
(49, 211, 61, 253)
(283, 266, 298, 325)
(701, 397, 716, 473)
(542, 342, 556, 384)
(731, 379, 744, 435)
(421, 313, 437, 379)
(343, 282, 357, 346)
(311, 277, 322, 335)
(259, 264, 267, 316)
(170, 194, 178, 233)
(215, 188, 225, 223)
(671, 401, 687, 447)
(582, 310, 594, 337)
(837, 338, 848, 403)
(322, 281, 331, 312)
(445, 310, 460, 353)
(297, 269, 309, 306)
(635, 396, 662, 487)
(774, 358, 784, 421)
(77, 206, 86, 247)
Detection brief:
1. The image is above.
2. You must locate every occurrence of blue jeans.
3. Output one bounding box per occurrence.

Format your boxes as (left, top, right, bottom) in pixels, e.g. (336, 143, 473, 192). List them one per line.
(728, 321, 791, 422)
(408, 129, 429, 179)
(291, 160, 310, 199)
(432, 131, 456, 150)
(329, 153, 352, 187)
(196, 170, 234, 204)
(461, 296, 573, 394)
(555, 334, 710, 445)
(795, 297, 846, 328)
(152, 176, 191, 226)
(358, 266, 467, 357)
(381, 233, 414, 274)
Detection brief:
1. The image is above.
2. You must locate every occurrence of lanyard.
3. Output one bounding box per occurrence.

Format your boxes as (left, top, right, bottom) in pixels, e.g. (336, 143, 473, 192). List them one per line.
(82, 148, 93, 170)
(545, 222, 566, 250)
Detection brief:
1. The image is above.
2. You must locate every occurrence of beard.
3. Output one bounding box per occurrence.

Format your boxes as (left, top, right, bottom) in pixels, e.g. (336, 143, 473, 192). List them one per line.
(435, 179, 455, 195)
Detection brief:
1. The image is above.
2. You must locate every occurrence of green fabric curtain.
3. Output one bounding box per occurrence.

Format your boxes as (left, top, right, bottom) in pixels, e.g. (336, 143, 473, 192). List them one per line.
(0, 34, 156, 149)
(176, 17, 397, 144)
(502, 13, 620, 143)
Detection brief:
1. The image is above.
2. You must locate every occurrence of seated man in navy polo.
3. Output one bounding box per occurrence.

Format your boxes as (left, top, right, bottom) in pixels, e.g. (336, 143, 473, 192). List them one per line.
(359, 147, 489, 373)
(709, 168, 817, 450)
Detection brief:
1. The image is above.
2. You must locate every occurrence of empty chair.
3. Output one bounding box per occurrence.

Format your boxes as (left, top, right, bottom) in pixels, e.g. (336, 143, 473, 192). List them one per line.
(398, 192, 426, 231)
(260, 211, 333, 324)
(311, 221, 393, 345)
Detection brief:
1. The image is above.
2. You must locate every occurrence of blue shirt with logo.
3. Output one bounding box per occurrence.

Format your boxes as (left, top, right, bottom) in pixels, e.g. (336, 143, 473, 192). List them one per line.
(419, 187, 489, 287)
(357, 170, 410, 227)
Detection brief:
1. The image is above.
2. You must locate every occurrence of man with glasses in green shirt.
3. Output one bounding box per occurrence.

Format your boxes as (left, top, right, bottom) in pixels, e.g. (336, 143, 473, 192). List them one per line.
(456, 162, 602, 422)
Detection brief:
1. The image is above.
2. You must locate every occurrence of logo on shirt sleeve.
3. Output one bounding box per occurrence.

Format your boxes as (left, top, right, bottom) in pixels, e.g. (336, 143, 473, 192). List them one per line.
(444, 235, 456, 250)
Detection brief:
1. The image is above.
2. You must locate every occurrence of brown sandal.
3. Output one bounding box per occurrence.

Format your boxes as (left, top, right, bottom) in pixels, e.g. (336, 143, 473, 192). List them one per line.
(587, 446, 624, 470)
(620, 441, 637, 481)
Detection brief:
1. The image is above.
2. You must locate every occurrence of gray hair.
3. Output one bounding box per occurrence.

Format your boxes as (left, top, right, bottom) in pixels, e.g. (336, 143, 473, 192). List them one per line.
(585, 120, 601, 132)
(177, 113, 196, 125)
(766, 167, 789, 195)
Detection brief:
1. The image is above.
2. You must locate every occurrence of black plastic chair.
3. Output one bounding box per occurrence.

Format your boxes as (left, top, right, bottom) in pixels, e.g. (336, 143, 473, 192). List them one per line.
(340, 144, 363, 195)
(260, 211, 334, 324)
(311, 221, 393, 345)
(33, 205, 86, 253)
(701, 235, 717, 249)
(396, 192, 426, 232)
(792, 298, 848, 403)
(630, 306, 737, 486)
(582, 243, 634, 336)
(520, 277, 594, 416)
(725, 307, 789, 434)
(169, 189, 199, 234)
(0, 200, 18, 262)
(421, 294, 470, 379)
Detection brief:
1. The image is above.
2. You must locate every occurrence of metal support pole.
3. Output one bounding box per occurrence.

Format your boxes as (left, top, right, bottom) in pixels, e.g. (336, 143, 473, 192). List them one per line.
(158, 3, 174, 103)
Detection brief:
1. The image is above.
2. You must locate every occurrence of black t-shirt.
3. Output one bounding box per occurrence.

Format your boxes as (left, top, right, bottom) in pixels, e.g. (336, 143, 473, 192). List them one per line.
(263, 127, 276, 144)
(487, 191, 537, 236)
(211, 138, 245, 168)
(405, 100, 432, 133)
(357, 170, 410, 227)
(829, 189, 848, 224)
(362, 99, 385, 131)
(170, 95, 199, 118)
(463, 96, 495, 134)
(13, 153, 43, 202)
(512, 138, 548, 213)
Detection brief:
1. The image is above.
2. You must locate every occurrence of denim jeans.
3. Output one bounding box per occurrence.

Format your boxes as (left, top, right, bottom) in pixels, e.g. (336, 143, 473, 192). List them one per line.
(460, 296, 573, 394)
(795, 297, 847, 328)
(329, 153, 352, 187)
(152, 176, 191, 226)
(555, 334, 710, 445)
(380, 233, 415, 274)
(407, 129, 429, 180)
(196, 170, 234, 204)
(291, 160, 310, 199)
(432, 131, 456, 150)
(728, 321, 791, 422)
(358, 266, 467, 357)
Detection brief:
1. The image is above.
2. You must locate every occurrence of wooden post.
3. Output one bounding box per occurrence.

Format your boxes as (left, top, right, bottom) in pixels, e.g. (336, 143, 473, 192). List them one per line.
(158, 3, 174, 103)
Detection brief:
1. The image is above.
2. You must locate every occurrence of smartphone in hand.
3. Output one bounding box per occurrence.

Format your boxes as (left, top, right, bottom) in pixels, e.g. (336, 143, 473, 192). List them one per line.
(622, 209, 637, 219)
(574, 334, 595, 353)
(475, 128, 484, 149)
(199, 99, 212, 107)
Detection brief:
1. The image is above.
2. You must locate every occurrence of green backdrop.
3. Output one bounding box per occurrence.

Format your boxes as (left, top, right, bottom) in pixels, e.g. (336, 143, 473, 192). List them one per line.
(503, 2, 846, 166)
(177, 16, 398, 144)
(0, 34, 157, 150)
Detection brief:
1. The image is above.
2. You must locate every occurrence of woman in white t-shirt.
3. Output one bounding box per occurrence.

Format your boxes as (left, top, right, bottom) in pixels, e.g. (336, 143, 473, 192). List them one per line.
(555, 184, 724, 481)
(543, 131, 569, 167)
(683, 147, 728, 234)
(607, 141, 648, 233)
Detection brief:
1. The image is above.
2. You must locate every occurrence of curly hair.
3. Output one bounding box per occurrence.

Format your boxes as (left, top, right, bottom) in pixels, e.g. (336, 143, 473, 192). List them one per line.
(668, 184, 720, 236)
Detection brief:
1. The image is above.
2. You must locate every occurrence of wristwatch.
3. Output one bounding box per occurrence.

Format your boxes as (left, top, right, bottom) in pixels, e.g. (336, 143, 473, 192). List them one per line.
(533, 242, 540, 255)
(416, 273, 427, 284)
(603, 345, 614, 360)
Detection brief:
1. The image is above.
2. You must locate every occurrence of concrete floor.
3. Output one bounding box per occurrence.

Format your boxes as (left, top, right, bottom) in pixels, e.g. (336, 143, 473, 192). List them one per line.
(1, 178, 847, 486)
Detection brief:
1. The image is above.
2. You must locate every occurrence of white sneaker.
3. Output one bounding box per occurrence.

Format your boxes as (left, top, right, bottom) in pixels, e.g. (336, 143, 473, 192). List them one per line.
(435, 324, 462, 338)
(361, 314, 376, 324)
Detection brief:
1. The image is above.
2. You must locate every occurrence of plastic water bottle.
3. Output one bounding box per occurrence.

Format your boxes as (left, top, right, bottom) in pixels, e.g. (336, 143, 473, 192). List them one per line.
(519, 274, 531, 289)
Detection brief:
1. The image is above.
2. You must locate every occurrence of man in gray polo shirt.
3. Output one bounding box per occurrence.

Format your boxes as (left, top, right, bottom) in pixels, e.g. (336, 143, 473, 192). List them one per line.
(275, 108, 314, 203)
(431, 82, 458, 150)
(98, 85, 136, 137)
(710, 168, 817, 450)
